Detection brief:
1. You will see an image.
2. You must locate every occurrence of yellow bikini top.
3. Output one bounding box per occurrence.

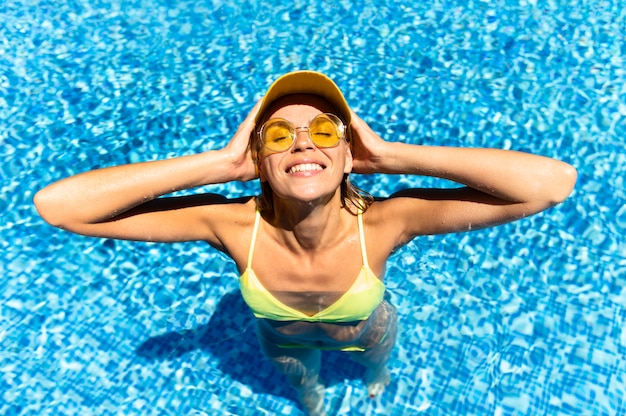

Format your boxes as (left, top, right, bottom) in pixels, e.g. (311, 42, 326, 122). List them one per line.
(239, 210, 386, 322)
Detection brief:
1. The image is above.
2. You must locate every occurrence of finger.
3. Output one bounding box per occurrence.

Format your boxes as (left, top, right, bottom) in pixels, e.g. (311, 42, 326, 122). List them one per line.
(248, 99, 263, 121)
(349, 108, 364, 122)
(246, 102, 260, 123)
(234, 101, 262, 136)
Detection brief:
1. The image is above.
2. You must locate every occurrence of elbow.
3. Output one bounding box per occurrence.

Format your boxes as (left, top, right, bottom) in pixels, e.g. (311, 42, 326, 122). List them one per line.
(33, 188, 66, 228)
(548, 162, 578, 206)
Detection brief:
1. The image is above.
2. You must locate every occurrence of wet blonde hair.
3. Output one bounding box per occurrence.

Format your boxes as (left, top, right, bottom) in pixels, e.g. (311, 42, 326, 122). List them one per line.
(250, 97, 373, 215)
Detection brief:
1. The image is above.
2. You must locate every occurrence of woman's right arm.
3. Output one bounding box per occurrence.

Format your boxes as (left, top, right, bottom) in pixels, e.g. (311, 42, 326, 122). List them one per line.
(34, 102, 260, 244)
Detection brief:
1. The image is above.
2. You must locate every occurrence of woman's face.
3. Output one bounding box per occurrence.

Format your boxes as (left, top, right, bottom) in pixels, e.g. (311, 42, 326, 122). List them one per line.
(257, 94, 353, 205)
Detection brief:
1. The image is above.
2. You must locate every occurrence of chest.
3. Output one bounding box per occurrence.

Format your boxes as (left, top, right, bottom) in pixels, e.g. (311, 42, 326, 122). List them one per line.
(226, 211, 396, 293)
(249, 234, 366, 294)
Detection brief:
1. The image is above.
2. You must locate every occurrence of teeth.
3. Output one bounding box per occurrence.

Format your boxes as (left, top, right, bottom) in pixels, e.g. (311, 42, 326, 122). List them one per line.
(288, 163, 323, 174)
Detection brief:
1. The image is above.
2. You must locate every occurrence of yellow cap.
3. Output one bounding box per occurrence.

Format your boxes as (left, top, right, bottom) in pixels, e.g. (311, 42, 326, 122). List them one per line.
(255, 71, 351, 126)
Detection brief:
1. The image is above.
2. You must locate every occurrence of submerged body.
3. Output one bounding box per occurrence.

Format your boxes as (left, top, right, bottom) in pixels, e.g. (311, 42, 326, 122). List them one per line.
(34, 71, 577, 415)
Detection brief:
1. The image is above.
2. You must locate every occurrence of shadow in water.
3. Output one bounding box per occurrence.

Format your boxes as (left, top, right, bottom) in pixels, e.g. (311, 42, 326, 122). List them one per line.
(136, 291, 365, 399)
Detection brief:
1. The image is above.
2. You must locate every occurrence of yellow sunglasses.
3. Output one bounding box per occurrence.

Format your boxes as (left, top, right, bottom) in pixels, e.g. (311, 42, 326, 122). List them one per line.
(259, 113, 346, 152)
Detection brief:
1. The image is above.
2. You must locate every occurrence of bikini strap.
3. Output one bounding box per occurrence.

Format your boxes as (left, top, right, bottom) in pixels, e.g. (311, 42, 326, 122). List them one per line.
(247, 210, 262, 268)
(357, 211, 369, 268)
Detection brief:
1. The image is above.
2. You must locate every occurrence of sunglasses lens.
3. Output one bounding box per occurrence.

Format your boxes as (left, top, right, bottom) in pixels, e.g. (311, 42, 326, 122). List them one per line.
(261, 114, 344, 152)
(310, 115, 343, 148)
(263, 120, 294, 151)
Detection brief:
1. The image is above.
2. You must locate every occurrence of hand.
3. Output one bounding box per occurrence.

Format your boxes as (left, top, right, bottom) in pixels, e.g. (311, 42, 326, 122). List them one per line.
(223, 100, 262, 181)
(348, 110, 390, 174)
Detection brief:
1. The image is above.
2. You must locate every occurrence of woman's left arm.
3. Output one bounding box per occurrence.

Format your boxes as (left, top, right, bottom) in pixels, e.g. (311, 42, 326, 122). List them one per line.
(349, 111, 578, 238)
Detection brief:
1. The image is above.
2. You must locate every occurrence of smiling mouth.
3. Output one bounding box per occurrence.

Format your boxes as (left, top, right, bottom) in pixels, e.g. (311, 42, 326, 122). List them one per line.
(287, 163, 324, 174)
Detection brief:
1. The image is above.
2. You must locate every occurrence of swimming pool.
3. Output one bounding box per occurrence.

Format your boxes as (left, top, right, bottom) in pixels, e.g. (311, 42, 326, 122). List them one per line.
(2, 0, 625, 414)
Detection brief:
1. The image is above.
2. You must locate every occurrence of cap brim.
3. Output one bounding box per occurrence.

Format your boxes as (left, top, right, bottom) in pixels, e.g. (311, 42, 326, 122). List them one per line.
(255, 71, 351, 126)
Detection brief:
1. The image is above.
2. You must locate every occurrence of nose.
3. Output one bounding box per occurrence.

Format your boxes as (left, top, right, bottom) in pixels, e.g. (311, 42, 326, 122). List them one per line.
(292, 127, 314, 151)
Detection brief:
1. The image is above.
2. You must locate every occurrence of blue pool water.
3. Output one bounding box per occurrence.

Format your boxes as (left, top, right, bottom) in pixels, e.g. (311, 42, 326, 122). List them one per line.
(1, 0, 625, 414)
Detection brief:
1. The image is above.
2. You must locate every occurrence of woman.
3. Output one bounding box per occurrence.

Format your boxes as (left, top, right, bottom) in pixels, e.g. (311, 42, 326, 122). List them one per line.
(34, 71, 577, 415)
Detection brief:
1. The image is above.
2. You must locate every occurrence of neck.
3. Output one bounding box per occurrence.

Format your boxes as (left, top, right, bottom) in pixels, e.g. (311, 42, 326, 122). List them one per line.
(268, 192, 349, 251)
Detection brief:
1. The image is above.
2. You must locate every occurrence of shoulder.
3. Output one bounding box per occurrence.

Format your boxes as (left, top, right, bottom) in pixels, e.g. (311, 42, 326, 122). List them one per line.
(204, 196, 257, 232)
(363, 196, 429, 223)
(360, 199, 409, 251)
(205, 196, 258, 262)
(362, 195, 433, 248)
